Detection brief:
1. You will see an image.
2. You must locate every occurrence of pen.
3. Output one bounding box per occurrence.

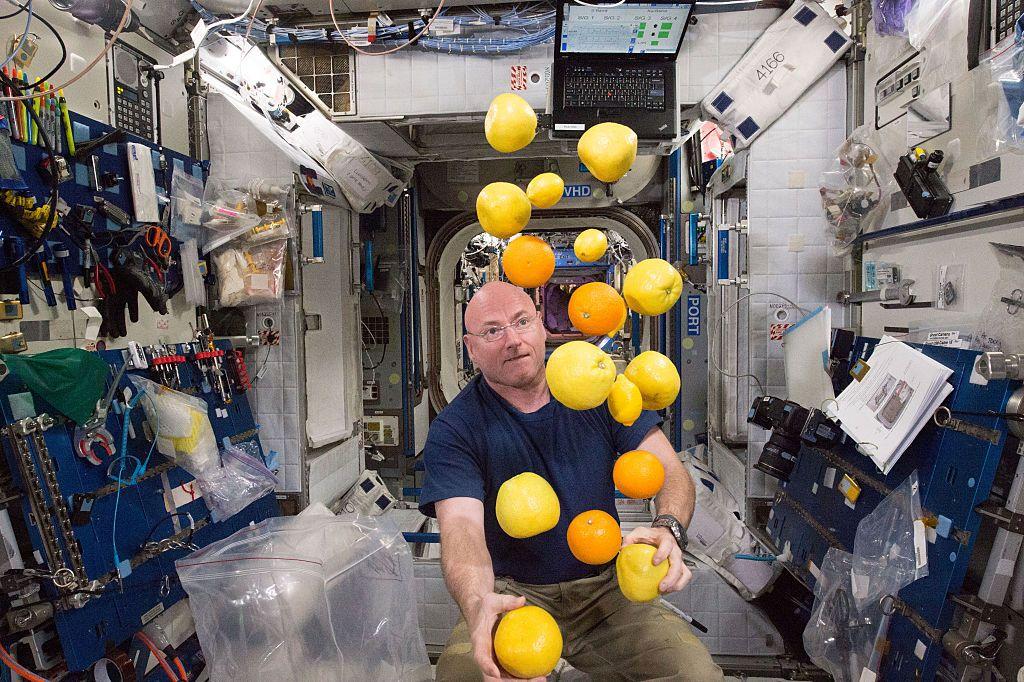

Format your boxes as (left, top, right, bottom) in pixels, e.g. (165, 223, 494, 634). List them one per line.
(59, 89, 74, 155)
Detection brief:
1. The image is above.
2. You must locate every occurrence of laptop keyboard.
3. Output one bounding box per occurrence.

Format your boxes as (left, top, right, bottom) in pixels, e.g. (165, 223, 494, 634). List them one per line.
(563, 65, 666, 111)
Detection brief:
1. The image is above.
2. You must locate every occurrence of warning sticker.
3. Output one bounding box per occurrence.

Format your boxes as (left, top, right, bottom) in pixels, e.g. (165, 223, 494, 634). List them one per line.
(510, 65, 528, 91)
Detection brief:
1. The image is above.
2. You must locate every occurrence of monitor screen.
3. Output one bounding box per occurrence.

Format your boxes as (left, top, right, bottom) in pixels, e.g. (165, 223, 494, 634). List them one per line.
(559, 2, 692, 55)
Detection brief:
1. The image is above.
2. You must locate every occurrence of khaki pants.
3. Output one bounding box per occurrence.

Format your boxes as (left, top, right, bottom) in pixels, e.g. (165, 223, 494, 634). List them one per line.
(436, 567, 724, 681)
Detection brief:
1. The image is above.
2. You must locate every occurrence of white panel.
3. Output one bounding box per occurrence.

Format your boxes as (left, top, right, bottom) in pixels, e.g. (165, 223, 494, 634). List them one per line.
(302, 207, 364, 448)
(307, 435, 363, 506)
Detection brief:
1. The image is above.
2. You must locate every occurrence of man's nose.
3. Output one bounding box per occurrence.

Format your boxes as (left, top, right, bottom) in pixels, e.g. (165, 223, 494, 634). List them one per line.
(503, 329, 523, 350)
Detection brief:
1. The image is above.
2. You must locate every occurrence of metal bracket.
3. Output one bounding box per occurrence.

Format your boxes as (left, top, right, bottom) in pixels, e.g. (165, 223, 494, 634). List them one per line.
(950, 593, 1009, 626)
(975, 501, 1024, 534)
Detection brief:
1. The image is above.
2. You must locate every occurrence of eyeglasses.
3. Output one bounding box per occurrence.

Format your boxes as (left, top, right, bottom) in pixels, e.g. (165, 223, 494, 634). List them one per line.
(468, 314, 538, 343)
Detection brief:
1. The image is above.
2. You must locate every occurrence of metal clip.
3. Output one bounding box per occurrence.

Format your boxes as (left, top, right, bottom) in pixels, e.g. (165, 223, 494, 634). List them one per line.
(159, 574, 171, 598)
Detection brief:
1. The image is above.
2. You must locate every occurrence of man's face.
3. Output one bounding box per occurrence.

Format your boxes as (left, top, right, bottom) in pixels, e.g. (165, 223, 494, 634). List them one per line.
(464, 282, 547, 390)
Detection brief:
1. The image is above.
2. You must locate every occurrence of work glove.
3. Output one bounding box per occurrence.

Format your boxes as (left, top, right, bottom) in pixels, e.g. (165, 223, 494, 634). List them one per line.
(99, 249, 169, 339)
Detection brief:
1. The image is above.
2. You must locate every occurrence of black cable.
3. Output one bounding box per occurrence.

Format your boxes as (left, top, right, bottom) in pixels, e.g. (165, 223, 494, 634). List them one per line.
(0, 71, 59, 274)
(141, 511, 196, 549)
(0, 2, 67, 86)
(249, 344, 272, 386)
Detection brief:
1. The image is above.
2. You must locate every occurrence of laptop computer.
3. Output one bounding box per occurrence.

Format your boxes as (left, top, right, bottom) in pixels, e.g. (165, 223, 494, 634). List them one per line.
(551, 0, 695, 140)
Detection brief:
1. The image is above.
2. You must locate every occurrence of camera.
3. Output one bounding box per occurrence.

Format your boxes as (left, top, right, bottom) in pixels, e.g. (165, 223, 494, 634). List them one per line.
(747, 397, 845, 482)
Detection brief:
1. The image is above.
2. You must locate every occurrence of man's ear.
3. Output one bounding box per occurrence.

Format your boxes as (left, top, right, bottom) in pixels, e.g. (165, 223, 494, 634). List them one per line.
(463, 335, 476, 364)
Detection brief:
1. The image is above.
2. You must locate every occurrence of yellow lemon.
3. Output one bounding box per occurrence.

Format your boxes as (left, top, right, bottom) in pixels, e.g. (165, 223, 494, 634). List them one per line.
(494, 605, 563, 678)
(622, 258, 683, 315)
(484, 93, 537, 153)
(495, 472, 560, 539)
(607, 374, 642, 427)
(526, 173, 565, 209)
(616, 543, 669, 602)
(574, 229, 608, 262)
(578, 122, 638, 183)
(477, 182, 531, 238)
(624, 351, 680, 410)
(545, 341, 616, 410)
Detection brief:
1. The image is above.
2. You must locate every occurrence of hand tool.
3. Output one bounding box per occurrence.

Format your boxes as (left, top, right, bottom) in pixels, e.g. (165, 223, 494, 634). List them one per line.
(35, 243, 56, 307)
(7, 237, 29, 304)
(59, 89, 74, 156)
(52, 244, 75, 310)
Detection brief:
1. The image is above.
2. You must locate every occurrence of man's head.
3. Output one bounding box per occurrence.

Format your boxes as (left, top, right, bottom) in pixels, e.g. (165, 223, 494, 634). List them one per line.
(464, 281, 547, 390)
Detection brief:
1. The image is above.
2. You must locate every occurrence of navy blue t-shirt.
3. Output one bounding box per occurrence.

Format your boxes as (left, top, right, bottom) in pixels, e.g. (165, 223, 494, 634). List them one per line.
(419, 375, 661, 585)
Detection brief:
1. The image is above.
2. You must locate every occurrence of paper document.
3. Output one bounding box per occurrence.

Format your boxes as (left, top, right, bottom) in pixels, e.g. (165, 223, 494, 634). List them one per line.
(828, 337, 953, 473)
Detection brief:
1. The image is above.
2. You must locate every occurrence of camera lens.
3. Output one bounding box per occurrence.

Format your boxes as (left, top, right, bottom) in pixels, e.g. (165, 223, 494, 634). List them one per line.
(755, 436, 799, 482)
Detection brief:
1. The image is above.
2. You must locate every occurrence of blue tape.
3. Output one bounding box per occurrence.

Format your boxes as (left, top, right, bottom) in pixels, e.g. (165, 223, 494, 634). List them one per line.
(72, 121, 89, 143)
(782, 305, 826, 337)
(74, 162, 88, 186)
(11, 144, 24, 171)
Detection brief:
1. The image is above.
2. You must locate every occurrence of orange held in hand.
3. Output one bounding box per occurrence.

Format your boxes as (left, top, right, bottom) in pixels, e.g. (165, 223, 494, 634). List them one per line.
(568, 282, 627, 336)
(502, 235, 555, 288)
(613, 450, 665, 499)
(567, 509, 621, 565)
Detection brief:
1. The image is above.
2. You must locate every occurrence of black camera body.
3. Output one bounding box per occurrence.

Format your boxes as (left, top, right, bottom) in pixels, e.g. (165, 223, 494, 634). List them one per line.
(894, 149, 953, 220)
(747, 396, 845, 481)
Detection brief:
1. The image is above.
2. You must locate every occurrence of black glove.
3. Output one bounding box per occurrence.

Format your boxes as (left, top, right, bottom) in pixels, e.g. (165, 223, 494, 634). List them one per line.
(99, 249, 169, 339)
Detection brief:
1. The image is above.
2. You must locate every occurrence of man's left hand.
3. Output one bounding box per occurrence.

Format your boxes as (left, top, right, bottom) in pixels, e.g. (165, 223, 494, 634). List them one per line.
(622, 526, 693, 594)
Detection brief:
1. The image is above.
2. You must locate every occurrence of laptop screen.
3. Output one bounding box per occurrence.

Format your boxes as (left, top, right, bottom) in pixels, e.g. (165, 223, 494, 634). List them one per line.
(558, 2, 693, 55)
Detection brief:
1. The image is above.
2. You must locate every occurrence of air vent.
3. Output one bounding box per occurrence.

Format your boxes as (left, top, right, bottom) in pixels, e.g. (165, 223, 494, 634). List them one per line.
(273, 42, 355, 117)
(362, 316, 390, 346)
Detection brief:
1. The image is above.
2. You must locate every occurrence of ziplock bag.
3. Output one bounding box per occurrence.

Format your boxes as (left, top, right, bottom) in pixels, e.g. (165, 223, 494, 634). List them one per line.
(978, 14, 1024, 155)
(853, 470, 928, 589)
(212, 238, 287, 307)
(195, 444, 279, 522)
(201, 177, 262, 248)
(819, 125, 895, 251)
(130, 375, 217, 474)
(176, 514, 432, 681)
(170, 166, 205, 244)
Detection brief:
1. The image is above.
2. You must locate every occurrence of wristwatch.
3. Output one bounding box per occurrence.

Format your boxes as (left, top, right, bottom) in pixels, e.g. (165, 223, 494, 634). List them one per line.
(652, 514, 688, 551)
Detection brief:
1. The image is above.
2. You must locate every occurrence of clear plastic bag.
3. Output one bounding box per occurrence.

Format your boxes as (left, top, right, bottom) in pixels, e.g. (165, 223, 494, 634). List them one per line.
(202, 179, 295, 254)
(978, 16, 1024, 155)
(170, 167, 205, 244)
(804, 472, 928, 681)
(130, 375, 218, 475)
(873, 0, 914, 36)
(176, 514, 432, 682)
(202, 177, 263, 247)
(854, 471, 928, 588)
(195, 444, 278, 522)
(906, 0, 970, 92)
(819, 126, 895, 251)
(212, 238, 287, 308)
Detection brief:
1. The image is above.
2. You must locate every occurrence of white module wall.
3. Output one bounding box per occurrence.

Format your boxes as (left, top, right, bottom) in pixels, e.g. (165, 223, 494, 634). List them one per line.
(743, 64, 850, 499)
(354, 8, 782, 119)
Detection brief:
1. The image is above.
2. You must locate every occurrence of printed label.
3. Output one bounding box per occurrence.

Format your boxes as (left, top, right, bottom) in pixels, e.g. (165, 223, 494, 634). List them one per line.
(913, 519, 928, 569)
(562, 184, 592, 198)
(510, 65, 528, 91)
(686, 295, 701, 336)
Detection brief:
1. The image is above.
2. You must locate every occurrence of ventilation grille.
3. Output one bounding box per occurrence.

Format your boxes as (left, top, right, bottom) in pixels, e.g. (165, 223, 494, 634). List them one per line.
(362, 316, 390, 346)
(993, 0, 1024, 42)
(274, 42, 355, 116)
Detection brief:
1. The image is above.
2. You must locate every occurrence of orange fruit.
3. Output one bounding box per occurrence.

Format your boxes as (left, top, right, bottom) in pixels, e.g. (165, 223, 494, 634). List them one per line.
(613, 450, 665, 499)
(567, 510, 621, 565)
(568, 282, 627, 336)
(502, 235, 555, 288)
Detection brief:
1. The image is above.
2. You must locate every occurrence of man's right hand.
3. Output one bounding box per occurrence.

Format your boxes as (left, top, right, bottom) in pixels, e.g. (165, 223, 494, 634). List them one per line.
(467, 592, 546, 682)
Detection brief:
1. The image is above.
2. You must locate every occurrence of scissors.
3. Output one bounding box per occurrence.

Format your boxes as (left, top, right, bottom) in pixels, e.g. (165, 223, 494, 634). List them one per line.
(145, 225, 172, 263)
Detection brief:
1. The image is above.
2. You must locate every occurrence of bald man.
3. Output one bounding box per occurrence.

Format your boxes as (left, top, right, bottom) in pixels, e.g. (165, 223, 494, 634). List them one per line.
(419, 282, 722, 681)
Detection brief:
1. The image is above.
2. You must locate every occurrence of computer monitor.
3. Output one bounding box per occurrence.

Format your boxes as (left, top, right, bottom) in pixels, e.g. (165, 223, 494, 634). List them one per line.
(557, 1, 694, 56)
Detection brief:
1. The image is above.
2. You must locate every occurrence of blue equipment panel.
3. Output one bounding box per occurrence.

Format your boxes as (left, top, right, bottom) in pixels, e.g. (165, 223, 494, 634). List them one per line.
(0, 110, 205, 286)
(767, 337, 1018, 681)
(0, 343, 278, 672)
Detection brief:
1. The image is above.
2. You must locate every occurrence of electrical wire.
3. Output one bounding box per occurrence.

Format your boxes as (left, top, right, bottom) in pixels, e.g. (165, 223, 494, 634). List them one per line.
(142, 512, 195, 548)
(0, 0, 135, 102)
(0, 642, 48, 682)
(135, 632, 180, 682)
(327, 0, 446, 55)
(24, 11, 67, 87)
(708, 291, 809, 398)
(0, 0, 33, 73)
(0, 70, 58, 274)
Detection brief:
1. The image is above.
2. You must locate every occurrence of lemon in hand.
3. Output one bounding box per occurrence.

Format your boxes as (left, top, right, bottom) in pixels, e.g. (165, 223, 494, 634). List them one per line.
(494, 605, 563, 678)
(624, 351, 680, 411)
(477, 182, 531, 238)
(546, 341, 616, 410)
(617, 543, 669, 602)
(607, 375, 642, 427)
(622, 258, 683, 316)
(485, 93, 537, 153)
(574, 229, 608, 262)
(526, 173, 565, 209)
(495, 472, 560, 538)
